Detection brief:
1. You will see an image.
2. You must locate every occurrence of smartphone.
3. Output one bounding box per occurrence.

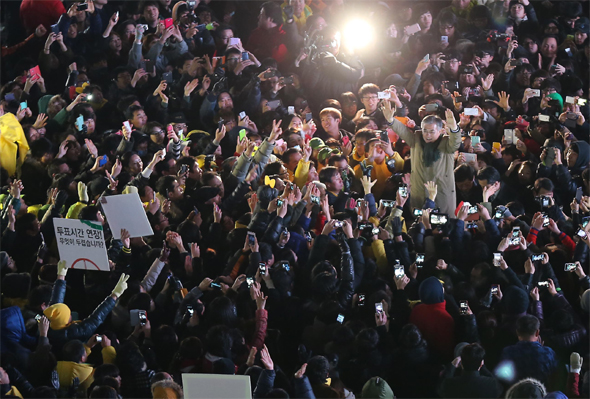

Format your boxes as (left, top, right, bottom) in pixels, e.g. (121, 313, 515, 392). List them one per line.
(538, 281, 549, 287)
(284, 76, 294, 85)
(241, 52, 249, 61)
(19, 101, 27, 110)
(264, 70, 277, 79)
(334, 220, 343, 228)
(504, 129, 515, 144)
(470, 136, 481, 146)
(464, 108, 478, 116)
(379, 130, 389, 142)
(565, 96, 576, 104)
(564, 263, 577, 272)
(430, 213, 448, 225)
(538, 114, 551, 122)
(98, 154, 108, 167)
(380, 199, 395, 208)
(415, 253, 424, 268)
(424, 103, 438, 112)
(406, 23, 421, 35)
(577, 98, 587, 106)
(336, 314, 344, 324)
(378, 91, 391, 100)
(375, 303, 383, 313)
(35, 314, 42, 322)
(77, 2, 89, 11)
(394, 264, 404, 280)
(162, 72, 173, 84)
(76, 115, 85, 131)
(512, 226, 520, 237)
(413, 208, 423, 217)
(358, 294, 365, 306)
(305, 112, 312, 122)
(582, 216, 590, 228)
(96, 335, 103, 343)
(276, 198, 284, 207)
(186, 305, 194, 316)
(398, 184, 408, 198)
(259, 262, 266, 275)
(493, 252, 501, 267)
(246, 277, 254, 288)
(460, 300, 468, 315)
(535, 196, 550, 208)
(163, 18, 174, 29)
(304, 231, 313, 242)
(51, 23, 60, 34)
(441, 36, 448, 43)
(288, 106, 295, 115)
(491, 284, 499, 295)
(542, 213, 550, 227)
(138, 310, 147, 326)
(210, 282, 222, 289)
(229, 37, 241, 46)
(531, 254, 544, 262)
(576, 228, 587, 239)
(565, 48, 572, 57)
(281, 261, 290, 272)
(310, 194, 320, 205)
(455, 95, 467, 103)
(509, 59, 519, 67)
(468, 204, 478, 214)
(342, 135, 350, 147)
(267, 99, 281, 111)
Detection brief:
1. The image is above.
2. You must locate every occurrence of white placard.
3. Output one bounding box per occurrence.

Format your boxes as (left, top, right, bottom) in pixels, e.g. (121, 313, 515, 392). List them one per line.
(182, 374, 251, 399)
(100, 193, 153, 239)
(54, 218, 109, 271)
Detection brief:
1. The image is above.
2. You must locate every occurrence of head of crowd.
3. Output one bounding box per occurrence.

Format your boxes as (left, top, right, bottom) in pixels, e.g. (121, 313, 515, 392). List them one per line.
(1, 0, 590, 398)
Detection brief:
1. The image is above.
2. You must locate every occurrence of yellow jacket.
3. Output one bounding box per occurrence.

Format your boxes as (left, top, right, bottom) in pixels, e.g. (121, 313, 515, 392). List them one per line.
(353, 153, 404, 199)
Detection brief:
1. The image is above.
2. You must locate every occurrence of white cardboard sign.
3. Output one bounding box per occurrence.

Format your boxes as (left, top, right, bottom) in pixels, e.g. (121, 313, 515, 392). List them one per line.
(182, 374, 252, 399)
(54, 218, 110, 271)
(100, 193, 153, 239)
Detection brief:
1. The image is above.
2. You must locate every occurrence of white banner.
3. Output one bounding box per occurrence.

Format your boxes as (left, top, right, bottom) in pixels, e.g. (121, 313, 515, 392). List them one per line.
(54, 218, 109, 271)
(182, 374, 251, 399)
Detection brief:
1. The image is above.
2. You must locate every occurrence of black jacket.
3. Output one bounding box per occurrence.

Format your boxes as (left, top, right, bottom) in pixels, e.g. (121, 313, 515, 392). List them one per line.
(439, 367, 503, 398)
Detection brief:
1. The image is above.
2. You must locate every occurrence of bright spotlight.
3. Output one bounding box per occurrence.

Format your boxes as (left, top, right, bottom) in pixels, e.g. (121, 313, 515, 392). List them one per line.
(342, 20, 374, 50)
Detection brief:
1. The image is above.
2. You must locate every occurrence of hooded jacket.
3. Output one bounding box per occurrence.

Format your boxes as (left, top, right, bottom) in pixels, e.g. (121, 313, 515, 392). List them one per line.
(56, 361, 94, 392)
(0, 306, 37, 369)
(409, 277, 455, 361)
(361, 376, 395, 398)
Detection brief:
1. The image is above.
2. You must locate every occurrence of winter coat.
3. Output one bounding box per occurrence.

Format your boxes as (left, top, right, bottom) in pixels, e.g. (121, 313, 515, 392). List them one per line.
(389, 118, 461, 215)
(0, 306, 37, 369)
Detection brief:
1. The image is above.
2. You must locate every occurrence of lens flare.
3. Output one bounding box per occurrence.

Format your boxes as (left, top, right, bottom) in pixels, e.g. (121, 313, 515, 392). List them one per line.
(343, 20, 374, 49)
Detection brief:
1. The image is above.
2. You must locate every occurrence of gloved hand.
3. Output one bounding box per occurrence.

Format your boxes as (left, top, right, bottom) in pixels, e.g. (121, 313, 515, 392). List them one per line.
(283, 5, 294, 20)
(111, 274, 130, 297)
(360, 160, 373, 178)
(57, 260, 68, 277)
(78, 181, 89, 203)
(570, 352, 583, 373)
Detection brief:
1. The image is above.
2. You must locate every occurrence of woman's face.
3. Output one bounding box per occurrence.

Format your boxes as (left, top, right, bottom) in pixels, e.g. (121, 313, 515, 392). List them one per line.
(510, 4, 525, 19)
(544, 23, 559, 35)
(47, 98, 64, 117)
(110, 33, 122, 52)
(342, 102, 357, 118)
(419, 12, 432, 29)
(575, 31, 588, 46)
(124, 24, 136, 40)
(128, 154, 143, 175)
(68, 23, 78, 39)
(518, 164, 534, 185)
(289, 116, 303, 130)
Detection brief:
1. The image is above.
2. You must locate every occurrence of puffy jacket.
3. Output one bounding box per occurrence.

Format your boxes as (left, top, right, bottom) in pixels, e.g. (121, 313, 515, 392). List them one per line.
(47, 280, 116, 351)
(0, 306, 36, 369)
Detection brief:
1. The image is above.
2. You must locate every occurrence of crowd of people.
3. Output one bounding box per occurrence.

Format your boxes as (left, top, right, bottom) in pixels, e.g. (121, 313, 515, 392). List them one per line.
(1, 0, 589, 398)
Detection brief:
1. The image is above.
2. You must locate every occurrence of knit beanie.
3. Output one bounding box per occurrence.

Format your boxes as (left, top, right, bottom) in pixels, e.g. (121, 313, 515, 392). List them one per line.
(505, 378, 546, 398)
(194, 186, 220, 204)
(546, 93, 563, 112)
(502, 286, 529, 315)
(44, 303, 72, 330)
(361, 376, 395, 398)
(418, 276, 445, 304)
(581, 289, 590, 312)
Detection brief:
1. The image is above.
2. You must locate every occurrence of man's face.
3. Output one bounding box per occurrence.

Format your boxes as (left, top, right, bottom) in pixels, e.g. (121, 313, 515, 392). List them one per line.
(258, 9, 272, 29)
(163, 159, 177, 175)
(566, 147, 578, 168)
(116, 71, 132, 89)
(423, 81, 437, 96)
(292, 0, 305, 16)
(510, 4, 525, 19)
(321, 114, 340, 133)
(199, 10, 211, 24)
(443, 58, 460, 76)
(334, 159, 348, 173)
(327, 172, 343, 192)
(422, 122, 442, 143)
(439, 24, 455, 37)
(474, 53, 492, 68)
(169, 180, 184, 200)
(132, 109, 148, 128)
(218, 92, 233, 110)
(459, 73, 477, 87)
(144, 5, 159, 24)
(360, 92, 379, 114)
(419, 12, 432, 29)
(564, 17, 579, 29)
(287, 133, 303, 148)
(68, 23, 78, 39)
(210, 175, 225, 197)
(456, 178, 474, 193)
(541, 37, 558, 57)
(286, 151, 302, 171)
(189, 162, 202, 181)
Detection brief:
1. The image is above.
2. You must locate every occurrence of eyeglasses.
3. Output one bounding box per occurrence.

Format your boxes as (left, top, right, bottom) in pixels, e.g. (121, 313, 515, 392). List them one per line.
(151, 130, 164, 135)
(363, 96, 378, 101)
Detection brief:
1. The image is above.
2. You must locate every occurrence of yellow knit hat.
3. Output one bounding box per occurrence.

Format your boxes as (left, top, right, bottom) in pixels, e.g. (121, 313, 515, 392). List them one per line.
(44, 303, 71, 330)
(152, 386, 179, 399)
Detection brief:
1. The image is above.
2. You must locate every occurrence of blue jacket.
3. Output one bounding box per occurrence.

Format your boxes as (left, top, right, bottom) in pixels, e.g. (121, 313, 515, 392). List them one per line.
(0, 306, 37, 368)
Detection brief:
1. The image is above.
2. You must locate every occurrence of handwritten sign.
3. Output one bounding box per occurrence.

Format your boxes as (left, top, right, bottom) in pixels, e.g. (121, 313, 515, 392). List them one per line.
(54, 218, 109, 271)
